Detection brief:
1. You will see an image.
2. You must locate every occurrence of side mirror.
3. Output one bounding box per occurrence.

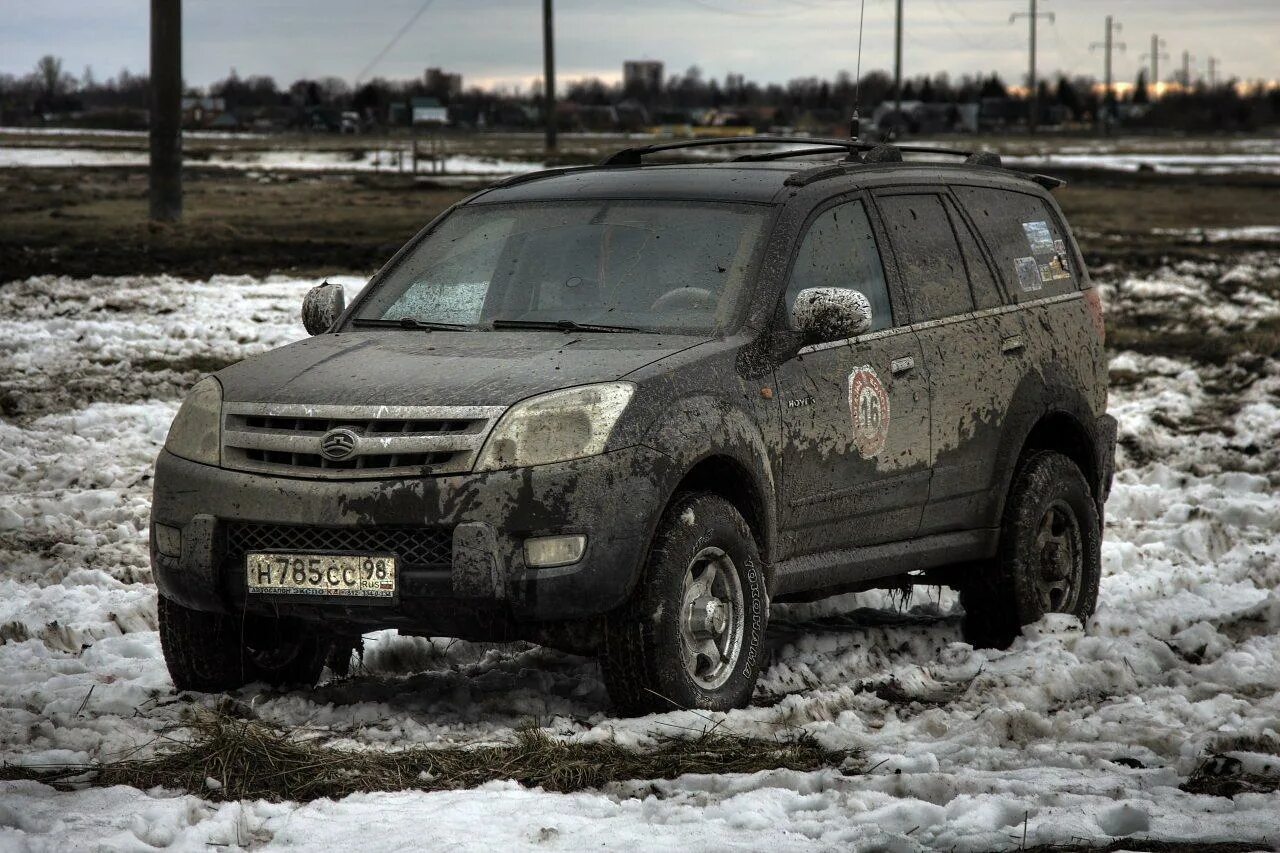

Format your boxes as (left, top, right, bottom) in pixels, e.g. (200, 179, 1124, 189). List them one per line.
(790, 287, 873, 343)
(302, 281, 345, 336)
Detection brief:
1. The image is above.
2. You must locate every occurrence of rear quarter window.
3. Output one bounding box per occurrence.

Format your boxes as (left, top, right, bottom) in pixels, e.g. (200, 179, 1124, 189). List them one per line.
(953, 186, 1079, 303)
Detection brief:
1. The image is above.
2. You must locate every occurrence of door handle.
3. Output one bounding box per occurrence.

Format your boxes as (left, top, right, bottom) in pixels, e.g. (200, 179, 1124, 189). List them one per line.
(890, 355, 915, 375)
(1001, 335, 1025, 353)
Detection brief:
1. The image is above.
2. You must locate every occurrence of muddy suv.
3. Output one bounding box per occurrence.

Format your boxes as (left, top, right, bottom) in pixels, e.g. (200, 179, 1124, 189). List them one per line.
(152, 137, 1116, 714)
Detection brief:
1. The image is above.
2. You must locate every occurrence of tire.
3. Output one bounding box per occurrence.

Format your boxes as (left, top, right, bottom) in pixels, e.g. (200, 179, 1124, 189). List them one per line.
(959, 451, 1101, 650)
(158, 595, 327, 692)
(600, 492, 768, 716)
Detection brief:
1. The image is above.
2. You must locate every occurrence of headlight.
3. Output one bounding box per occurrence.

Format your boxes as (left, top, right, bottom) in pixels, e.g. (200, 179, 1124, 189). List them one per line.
(164, 376, 222, 465)
(474, 382, 635, 472)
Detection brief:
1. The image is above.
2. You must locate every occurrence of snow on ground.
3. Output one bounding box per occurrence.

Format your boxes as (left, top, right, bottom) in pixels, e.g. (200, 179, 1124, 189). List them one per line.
(1, 262, 1279, 850)
(0, 146, 542, 176)
(1002, 152, 1280, 175)
(1152, 226, 1280, 244)
(4, 132, 1280, 176)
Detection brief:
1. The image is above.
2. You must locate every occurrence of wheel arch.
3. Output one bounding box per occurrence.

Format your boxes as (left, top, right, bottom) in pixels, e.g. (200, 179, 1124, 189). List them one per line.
(668, 453, 771, 558)
(999, 409, 1102, 521)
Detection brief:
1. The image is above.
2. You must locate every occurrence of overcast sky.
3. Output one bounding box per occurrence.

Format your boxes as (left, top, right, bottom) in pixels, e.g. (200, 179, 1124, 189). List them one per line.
(5, 0, 1277, 91)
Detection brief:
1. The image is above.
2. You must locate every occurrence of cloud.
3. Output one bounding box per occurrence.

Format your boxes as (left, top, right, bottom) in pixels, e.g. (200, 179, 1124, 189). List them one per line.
(1, 0, 1275, 88)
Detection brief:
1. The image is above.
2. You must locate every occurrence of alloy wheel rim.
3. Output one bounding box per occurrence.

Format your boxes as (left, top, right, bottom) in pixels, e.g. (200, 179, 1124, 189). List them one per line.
(679, 546, 745, 690)
(1033, 500, 1082, 613)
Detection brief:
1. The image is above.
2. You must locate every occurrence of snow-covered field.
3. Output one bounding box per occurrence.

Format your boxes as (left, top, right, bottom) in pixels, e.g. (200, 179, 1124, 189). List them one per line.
(0, 146, 542, 176)
(2, 259, 1280, 851)
(3, 130, 1279, 176)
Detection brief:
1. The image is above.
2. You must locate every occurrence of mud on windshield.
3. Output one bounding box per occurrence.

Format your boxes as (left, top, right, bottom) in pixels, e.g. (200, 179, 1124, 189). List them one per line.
(351, 200, 771, 334)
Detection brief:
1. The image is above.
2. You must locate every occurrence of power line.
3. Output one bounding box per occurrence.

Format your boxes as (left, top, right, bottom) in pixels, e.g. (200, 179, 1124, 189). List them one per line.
(1089, 15, 1126, 133)
(1010, 0, 1055, 134)
(355, 0, 437, 84)
(930, 0, 1004, 52)
(678, 0, 815, 18)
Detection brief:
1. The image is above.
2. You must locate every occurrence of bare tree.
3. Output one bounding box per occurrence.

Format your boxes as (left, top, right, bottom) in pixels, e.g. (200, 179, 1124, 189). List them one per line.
(36, 55, 67, 99)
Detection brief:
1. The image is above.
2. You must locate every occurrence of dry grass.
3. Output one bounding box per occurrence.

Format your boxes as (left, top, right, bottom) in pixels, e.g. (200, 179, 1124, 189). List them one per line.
(0, 703, 857, 802)
(1179, 734, 1280, 799)
(1022, 843, 1267, 853)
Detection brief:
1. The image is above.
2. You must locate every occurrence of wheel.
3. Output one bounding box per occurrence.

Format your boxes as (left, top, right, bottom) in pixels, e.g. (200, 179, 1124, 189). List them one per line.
(157, 595, 327, 692)
(959, 451, 1101, 649)
(600, 492, 768, 716)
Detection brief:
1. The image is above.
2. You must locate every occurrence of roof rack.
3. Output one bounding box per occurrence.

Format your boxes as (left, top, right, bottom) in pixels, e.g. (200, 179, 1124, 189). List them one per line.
(599, 136, 997, 167)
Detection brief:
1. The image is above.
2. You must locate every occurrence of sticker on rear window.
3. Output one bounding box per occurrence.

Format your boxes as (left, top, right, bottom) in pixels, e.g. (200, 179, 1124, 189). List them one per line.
(848, 366, 890, 459)
(1014, 257, 1043, 292)
(1022, 220, 1055, 254)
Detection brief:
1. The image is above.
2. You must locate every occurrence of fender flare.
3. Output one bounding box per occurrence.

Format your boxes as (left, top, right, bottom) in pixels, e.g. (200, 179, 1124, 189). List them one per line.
(638, 393, 780, 566)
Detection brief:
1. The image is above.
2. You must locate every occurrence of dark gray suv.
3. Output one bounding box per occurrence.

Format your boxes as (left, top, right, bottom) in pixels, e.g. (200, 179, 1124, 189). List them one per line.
(152, 138, 1116, 715)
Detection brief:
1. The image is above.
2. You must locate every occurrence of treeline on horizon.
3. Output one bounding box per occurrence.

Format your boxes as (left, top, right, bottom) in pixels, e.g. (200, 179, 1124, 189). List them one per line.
(4, 54, 1279, 133)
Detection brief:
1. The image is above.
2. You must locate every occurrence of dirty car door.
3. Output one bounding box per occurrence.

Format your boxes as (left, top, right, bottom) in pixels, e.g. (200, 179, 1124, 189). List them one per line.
(773, 198, 930, 558)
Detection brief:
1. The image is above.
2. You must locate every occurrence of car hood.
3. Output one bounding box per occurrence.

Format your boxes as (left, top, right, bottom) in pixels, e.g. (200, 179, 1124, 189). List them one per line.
(216, 330, 709, 407)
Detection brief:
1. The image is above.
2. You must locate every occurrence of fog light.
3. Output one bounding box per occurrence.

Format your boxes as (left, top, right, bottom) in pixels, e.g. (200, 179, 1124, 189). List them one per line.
(154, 522, 182, 558)
(524, 534, 586, 568)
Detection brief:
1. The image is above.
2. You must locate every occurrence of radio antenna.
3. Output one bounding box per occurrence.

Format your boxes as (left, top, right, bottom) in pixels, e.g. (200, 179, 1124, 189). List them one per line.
(851, 0, 867, 140)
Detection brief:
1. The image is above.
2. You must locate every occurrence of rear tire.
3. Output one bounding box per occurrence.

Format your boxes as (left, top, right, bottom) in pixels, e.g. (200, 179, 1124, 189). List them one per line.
(158, 595, 327, 692)
(959, 451, 1101, 649)
(600, 493, 768, 716)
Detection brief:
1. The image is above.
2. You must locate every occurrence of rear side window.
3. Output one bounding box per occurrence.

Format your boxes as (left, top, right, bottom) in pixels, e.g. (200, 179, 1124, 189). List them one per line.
(786, 199, 893, 332)
(945, 196, 1004, 310)
(954, 186, 1078, 303)
(877, 193, 974, 322)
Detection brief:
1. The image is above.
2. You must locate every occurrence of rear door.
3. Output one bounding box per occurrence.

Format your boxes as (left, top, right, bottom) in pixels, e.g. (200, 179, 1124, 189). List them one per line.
(874, 189, 1021, 535)
(773, 196, 931, 558)
(952, 184, 1101, 464)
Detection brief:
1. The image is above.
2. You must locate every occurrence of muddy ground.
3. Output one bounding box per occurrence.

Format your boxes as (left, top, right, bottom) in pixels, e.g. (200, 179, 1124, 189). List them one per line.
(0, 160, 1276, 278)
(3, 161, 1279, 368)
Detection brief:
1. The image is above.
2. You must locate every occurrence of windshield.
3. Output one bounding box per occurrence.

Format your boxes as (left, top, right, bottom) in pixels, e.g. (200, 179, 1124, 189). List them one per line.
(351, 200, 770, 334)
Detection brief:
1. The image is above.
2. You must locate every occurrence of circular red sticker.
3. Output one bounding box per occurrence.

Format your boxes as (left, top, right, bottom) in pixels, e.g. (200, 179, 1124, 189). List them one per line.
(848, 366, 890, 459)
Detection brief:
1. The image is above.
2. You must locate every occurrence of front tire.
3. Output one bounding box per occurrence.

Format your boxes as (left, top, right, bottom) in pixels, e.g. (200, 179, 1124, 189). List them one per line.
(601, 493, 768, 716)
(158, 595, 327, 692)
(959, 451, 1101, 649)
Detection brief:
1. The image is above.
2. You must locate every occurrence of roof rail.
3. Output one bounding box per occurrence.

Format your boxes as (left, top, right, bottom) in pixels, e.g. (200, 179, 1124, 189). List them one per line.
(600, 136, 1003, 169)
(486, 165, 592, 189)
(601, 135, 866, 166)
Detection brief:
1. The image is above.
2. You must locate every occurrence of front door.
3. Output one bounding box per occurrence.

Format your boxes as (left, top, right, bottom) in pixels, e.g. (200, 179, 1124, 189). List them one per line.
(773, 198, 931, 559)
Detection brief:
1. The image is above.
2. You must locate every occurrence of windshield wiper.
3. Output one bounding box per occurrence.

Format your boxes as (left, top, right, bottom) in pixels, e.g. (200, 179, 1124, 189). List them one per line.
(351, 317, 471, 331)
(490, 318, 645, 333)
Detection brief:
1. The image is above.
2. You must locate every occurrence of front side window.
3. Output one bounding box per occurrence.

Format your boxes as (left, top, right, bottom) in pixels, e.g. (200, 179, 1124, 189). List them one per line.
(786, 200, 892, 332)
(352, 200, 769, 334)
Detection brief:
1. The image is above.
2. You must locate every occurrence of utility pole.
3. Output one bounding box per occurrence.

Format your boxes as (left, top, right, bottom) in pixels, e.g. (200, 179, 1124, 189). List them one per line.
(893, 0, 904, 117)
(1010, 0, 1054, 134)
(1181, 50, 1194, 89)
(1141, 34, 1168, 95)
(149, 0, 182, 222)
(1090, 16, 1125, 134)
(542, 0, 556, 151)
(1207, 56, 1219, 89)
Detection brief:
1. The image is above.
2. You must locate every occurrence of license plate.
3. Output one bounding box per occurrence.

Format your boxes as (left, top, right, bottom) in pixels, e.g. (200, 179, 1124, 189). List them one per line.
(246, 553, 397, 599)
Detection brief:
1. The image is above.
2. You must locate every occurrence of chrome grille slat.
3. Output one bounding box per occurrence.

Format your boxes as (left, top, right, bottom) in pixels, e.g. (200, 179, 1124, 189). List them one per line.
(221, 403, 504, 479)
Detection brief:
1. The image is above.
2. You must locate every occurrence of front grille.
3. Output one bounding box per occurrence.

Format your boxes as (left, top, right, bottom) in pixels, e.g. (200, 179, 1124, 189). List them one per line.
(226, 522, 453, 567)
(221, 403, 505, 479)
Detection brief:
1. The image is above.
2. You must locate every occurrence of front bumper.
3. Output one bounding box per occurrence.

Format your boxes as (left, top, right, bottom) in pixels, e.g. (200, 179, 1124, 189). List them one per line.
(150, 445, 675, 627)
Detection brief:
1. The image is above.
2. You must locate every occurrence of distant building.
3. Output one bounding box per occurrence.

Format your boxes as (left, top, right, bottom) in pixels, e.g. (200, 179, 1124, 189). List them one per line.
(180, 96, 226, 128)
(411, 97, 448, 125)
(624, 61, 664, 93)
(424, 67, 463, 100)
